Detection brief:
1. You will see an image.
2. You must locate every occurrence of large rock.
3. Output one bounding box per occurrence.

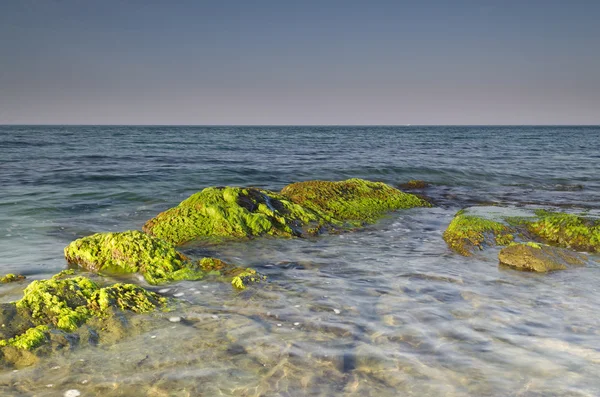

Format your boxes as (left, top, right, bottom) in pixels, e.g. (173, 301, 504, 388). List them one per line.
(143, 186, 321, 245)
(498, 242, 587, 272)
(280, 178, 431, 224)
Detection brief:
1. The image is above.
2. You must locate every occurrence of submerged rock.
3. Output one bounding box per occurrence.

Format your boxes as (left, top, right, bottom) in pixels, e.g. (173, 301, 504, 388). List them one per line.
(398, 180, 429, 189)
(0, 273, 166, 368)
(526, 210, 600, 253)
(143, 186, 321, 245)
(0, 274, 26, 283)
(498, 242, 587, 272)
(443, 210, 514, 256)
(280, 178, 431, 225)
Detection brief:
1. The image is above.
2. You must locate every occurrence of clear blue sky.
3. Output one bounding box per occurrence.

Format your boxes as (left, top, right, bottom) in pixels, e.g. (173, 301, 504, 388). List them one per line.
(1, 0, 599, 125)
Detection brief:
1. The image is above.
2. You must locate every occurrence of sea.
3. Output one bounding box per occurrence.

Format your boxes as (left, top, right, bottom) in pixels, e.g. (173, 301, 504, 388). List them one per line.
(1, 125, 599, 396)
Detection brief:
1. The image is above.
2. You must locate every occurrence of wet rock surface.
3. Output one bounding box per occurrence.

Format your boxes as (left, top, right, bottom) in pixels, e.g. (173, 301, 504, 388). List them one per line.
(499, 243, 587, 272)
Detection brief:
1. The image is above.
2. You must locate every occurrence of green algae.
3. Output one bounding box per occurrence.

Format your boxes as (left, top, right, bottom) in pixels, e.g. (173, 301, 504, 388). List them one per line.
(64, 230, 204, 284)
(0, 274, 166, 367)
(16, 276, 98, 332)
(88, 284, 167, 315)
(280, 178, 431, 225)
(0, 325, 49, 350)
(64, 230, 265, 287)
(0, 274, 26, 283)
(143, 186, 322, 245)
(231, 269, 265, 290)
(526, 210, 600, 253)
(443, 212, 514, 256)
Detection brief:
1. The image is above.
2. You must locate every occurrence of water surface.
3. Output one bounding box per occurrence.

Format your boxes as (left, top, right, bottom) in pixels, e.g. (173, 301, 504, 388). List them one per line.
(1, 126, 599, 396)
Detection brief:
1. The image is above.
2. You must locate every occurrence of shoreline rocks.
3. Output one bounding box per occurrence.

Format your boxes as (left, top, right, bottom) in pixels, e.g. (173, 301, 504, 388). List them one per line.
(0, 272, 166, 368)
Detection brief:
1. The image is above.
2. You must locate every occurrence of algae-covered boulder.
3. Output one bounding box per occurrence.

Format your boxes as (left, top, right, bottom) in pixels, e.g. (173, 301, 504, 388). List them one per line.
(280, 178, 431, 224)
(0, 273, 166, 368)
(143, 187, 321, 245)
(65, 231, 264, 288)
(526, 210, 600, 253)
(443, 210, 514, 256)
(498, 242, 587, 272)
(64, 230, 204, 284)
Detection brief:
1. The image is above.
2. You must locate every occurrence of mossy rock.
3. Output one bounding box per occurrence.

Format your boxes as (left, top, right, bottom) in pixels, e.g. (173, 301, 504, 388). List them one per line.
(526, 210, 600, 253)
(64, 230, 207, 285)
(0, 274, 26, 283)
(499, 242, 587, 272)
(143, 186, 322, 245)
(443, 210, 514, 256)
(0, 274, 166, 368)
(280, 178, 431, 225)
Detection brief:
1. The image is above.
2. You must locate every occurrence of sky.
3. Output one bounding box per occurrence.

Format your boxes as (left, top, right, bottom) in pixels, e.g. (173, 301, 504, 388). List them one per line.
(1, 0, 599, 125)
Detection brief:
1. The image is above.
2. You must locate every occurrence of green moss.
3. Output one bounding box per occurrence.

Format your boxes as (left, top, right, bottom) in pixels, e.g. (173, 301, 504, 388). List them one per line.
(231, 269, 265, 290)
(0, 326, 49, 350)
(280, 178, 431, 224)
(443, 212, 513, 256)
(88, 284, 166, 315)
(2, 274, 166, 358)
(527, 210, 600, 253)
(0, 274, 26, 283)
(16, 277, 98, 332)
(64, 230, 202, 284)
(143, 187, 322, 245)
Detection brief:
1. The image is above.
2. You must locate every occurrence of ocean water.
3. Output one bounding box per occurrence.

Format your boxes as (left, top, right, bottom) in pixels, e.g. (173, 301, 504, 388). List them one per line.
(0, 125, 599, 396)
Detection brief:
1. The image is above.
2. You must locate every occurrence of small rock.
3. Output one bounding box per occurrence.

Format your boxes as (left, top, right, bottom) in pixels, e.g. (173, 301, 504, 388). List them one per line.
(333, 309, 341, 314)
(168, 316, 181, 323)
(158, 288, 171, 294)
(499, 242, 587, 272)
(293, 322, 300, 326)
(173, 292, 184, 297)
(64, 390, 81, 397)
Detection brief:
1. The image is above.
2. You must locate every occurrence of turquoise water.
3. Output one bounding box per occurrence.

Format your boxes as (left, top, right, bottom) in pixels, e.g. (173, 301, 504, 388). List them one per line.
(1, 126, 600, 396)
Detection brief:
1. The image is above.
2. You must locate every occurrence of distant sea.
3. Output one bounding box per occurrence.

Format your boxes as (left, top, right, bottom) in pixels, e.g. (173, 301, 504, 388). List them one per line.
(1, 125, 600, 396)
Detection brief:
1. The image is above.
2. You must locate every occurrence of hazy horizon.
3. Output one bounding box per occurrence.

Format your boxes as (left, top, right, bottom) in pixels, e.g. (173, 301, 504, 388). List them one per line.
(2, 0, 599, 125)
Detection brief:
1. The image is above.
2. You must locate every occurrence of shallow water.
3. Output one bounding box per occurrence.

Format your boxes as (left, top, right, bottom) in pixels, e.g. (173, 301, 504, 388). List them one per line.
(1, 126, 600, 396)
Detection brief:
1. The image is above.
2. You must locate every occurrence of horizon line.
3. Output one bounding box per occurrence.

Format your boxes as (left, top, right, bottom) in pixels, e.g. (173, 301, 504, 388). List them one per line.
(2, 124, 600, 127)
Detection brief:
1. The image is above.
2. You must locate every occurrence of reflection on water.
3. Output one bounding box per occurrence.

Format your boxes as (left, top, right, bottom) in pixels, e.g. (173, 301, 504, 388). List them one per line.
(2, 208, 599, 396)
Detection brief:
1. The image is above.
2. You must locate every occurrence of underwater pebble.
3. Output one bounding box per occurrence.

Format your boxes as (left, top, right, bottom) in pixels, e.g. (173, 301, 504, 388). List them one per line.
(294, 305, 300, 308)
(194, 291, 200, 294)
(294, 322, 300, 326)
(211, 315, 218, 319)
(277, 324, 282, 327)
(64, 390, 81, 397)
(173, 292, 184, 297)
(333, 309, 341, 314)
(47, 384, 54, 388)
(51, 366, 61, 370)
(158, 288, 171, 294)
(12, 370, 18, 373)
(151, 335, 157, 339)
(81, 380, 88, 384)
(168, 316, 181, 323)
